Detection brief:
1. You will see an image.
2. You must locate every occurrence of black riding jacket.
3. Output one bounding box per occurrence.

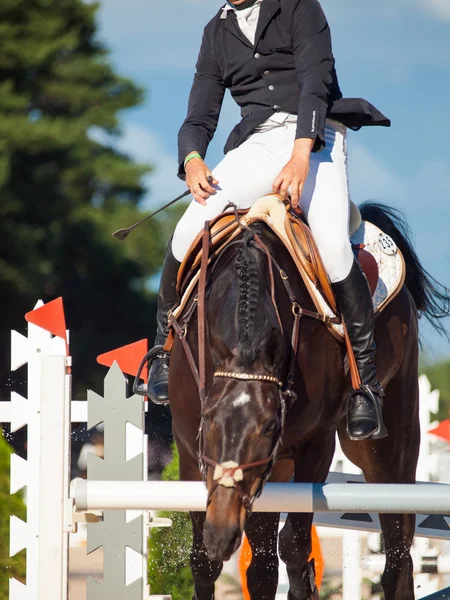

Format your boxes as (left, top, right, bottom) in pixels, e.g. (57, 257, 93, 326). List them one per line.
(178, 0, 390, 179)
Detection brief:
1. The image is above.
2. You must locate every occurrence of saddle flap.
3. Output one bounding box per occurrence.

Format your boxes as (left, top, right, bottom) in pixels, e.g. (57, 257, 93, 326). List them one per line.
(285, 212, 338, 313)
(177, 209, 248, 294)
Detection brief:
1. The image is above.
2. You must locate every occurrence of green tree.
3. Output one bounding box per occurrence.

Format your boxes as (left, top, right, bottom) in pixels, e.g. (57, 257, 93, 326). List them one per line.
(0, 434, 26, 599)
(148, 446, 194, 600)
(0, 0, 169, 397)
(421, 360, 450, 421)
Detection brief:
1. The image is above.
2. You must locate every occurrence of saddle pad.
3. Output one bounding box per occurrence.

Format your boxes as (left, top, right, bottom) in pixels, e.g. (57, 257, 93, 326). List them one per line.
(313, 220, 406, 338)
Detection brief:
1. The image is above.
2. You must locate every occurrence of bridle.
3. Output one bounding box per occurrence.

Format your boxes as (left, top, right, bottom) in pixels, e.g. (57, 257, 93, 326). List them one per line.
(168, 206, 340, 512)
(201, 373, 286, 511)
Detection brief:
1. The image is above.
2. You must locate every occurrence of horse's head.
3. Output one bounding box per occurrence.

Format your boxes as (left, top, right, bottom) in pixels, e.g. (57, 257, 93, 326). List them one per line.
(201, 376, 285, 561)
(200, 234, 288, 561)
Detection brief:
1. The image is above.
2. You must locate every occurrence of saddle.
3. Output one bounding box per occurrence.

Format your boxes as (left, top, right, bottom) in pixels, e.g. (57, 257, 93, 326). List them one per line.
(174, 195, 405, 341)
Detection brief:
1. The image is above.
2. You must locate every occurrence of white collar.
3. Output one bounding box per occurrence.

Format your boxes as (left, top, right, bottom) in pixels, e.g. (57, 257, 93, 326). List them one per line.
(221, 1, 262, 18)
(221, 4, 235, 18)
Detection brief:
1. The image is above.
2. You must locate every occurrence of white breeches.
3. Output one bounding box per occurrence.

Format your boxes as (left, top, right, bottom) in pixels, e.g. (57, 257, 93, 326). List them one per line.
(172, 119, 354, 283)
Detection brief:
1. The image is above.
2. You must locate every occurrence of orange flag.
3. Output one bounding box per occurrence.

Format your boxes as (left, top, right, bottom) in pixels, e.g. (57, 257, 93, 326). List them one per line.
(25, 297, 68, 354)
(97, 339, 149, 381)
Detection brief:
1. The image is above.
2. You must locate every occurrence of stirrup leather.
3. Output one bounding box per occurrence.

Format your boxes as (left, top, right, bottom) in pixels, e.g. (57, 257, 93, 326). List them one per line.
(347, 384, 387, 441)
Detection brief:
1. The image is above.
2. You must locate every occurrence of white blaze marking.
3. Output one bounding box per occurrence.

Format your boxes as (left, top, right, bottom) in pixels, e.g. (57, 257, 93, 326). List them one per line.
(233, 392, 251, 408)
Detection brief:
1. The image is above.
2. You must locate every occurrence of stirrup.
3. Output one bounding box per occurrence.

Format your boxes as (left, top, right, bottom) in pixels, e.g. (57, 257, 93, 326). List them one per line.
(133, 345, 166, 397)
(347, 384, 388, 441)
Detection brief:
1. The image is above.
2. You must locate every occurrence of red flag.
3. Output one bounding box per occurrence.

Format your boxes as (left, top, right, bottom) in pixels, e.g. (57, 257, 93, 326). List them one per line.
(429, 420, 450, 444)
(25, 298, 68, 353)
(97, 339, 148, 381)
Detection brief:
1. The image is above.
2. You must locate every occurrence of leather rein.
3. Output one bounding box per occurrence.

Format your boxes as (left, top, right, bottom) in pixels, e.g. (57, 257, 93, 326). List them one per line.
(168, 208, 340, 511)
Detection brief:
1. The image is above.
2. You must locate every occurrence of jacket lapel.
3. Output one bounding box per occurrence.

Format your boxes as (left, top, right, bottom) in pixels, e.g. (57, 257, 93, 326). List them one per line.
(222, 10, 254, 49)
(254, 0, 281, 50)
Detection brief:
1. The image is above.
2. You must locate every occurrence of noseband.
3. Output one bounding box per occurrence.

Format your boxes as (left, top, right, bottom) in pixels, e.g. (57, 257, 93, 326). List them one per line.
(168, 209, 340, 512)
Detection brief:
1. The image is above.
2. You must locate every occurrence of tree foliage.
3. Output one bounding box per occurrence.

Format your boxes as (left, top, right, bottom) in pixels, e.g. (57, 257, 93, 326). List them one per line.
(421, 360, 450, 421)
(0, 434, 26, 599)
(0, 0, 170, 398)
(148, 446, 194, 599)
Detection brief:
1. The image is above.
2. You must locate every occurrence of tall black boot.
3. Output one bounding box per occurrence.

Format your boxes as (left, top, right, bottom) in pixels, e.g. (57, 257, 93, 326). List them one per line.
(145, 241, 180, 405)
(332, 259, 387, 441)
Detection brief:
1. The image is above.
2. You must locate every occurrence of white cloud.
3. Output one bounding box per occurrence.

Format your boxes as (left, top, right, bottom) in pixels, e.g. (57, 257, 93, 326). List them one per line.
(420, 0, 450, 20)
(115, 122, 184, 208)
(322, 0, 410, 23)
(89, 122, 183, 208)
(347, 143, 407, 205)
(324, 0, 450, 23)
(98, 0, 220, 70)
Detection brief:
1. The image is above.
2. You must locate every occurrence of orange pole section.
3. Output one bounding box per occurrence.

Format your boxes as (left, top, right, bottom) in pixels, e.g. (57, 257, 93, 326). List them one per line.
(239, 526, 324, 596)
(310, 526, 324, 589)
(239, 534, 252, 600)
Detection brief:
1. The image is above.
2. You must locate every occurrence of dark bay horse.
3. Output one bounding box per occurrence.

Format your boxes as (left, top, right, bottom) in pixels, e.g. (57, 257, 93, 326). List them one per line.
(168, 202, 449, 600)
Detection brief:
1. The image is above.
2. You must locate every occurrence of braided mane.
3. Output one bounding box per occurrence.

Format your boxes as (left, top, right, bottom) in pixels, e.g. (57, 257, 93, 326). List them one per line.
(235, 233, 264, 366)
(206, 226, 282, 369)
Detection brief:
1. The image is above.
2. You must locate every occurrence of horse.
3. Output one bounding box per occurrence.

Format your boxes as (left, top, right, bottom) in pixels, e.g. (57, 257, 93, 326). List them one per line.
(168, 201, 449, 600)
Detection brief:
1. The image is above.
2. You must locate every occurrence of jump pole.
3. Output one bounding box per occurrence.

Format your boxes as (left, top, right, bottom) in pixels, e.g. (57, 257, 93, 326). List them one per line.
(74, 480, 450, 514)
(420, 588, 450, 599)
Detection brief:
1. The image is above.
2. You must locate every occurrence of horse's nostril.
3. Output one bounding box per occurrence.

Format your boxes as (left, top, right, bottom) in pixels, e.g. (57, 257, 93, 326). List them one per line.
(203, 521, 242, 562)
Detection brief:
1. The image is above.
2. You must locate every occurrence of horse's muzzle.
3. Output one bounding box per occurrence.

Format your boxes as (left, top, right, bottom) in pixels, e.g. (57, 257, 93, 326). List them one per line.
(203, 520, 242, 562)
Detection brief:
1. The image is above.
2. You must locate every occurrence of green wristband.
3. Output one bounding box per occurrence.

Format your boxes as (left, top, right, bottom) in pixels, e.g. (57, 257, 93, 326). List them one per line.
(184, 152, 202, 168)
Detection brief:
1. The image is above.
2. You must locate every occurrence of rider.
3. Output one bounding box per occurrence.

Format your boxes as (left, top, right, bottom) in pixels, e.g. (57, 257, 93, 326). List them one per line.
(146, 0, 391, 441)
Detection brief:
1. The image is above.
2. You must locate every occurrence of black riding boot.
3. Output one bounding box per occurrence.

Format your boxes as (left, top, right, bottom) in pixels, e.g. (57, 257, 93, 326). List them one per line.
(332, 259, 387, 441)
(147, 241, 181, 405)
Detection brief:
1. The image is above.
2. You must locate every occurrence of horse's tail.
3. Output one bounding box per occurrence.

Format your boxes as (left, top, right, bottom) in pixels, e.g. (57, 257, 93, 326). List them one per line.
(359, 201, 450, 337)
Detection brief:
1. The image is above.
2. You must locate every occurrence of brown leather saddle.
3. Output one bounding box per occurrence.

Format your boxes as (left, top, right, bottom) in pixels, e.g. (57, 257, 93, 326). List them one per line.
(176, 196, 378, 329)
(177, 208, 248, 297)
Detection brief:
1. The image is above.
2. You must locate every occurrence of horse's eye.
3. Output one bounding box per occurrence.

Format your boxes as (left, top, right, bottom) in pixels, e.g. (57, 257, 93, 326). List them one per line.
(263, 421, 277, 435)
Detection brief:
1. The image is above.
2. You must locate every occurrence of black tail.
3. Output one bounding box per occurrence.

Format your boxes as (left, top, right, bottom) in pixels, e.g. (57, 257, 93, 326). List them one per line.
(360, 201, 450, 338)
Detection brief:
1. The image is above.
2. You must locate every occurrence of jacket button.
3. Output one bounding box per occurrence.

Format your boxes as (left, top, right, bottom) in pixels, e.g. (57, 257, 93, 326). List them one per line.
(264, 70, 270, 75)
(254, 53, 260, 59)
(269, 85, 275, 91)
(274, 105, 281, 110)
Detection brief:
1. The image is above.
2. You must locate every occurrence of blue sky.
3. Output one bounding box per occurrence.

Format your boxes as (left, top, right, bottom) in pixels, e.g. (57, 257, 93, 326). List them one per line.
(96, 0, 450, 359)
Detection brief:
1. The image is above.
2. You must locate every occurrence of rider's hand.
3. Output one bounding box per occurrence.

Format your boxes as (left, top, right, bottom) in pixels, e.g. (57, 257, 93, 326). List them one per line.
(185, 158, 218, 206)
(272, 138, 314, 209)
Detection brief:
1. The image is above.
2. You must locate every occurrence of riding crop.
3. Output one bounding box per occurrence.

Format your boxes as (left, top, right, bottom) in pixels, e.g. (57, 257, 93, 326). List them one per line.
(112, 176, 213, 241)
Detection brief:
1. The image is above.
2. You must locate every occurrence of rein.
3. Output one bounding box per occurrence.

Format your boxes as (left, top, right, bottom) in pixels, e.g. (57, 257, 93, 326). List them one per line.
(169, 210, 339, 511)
